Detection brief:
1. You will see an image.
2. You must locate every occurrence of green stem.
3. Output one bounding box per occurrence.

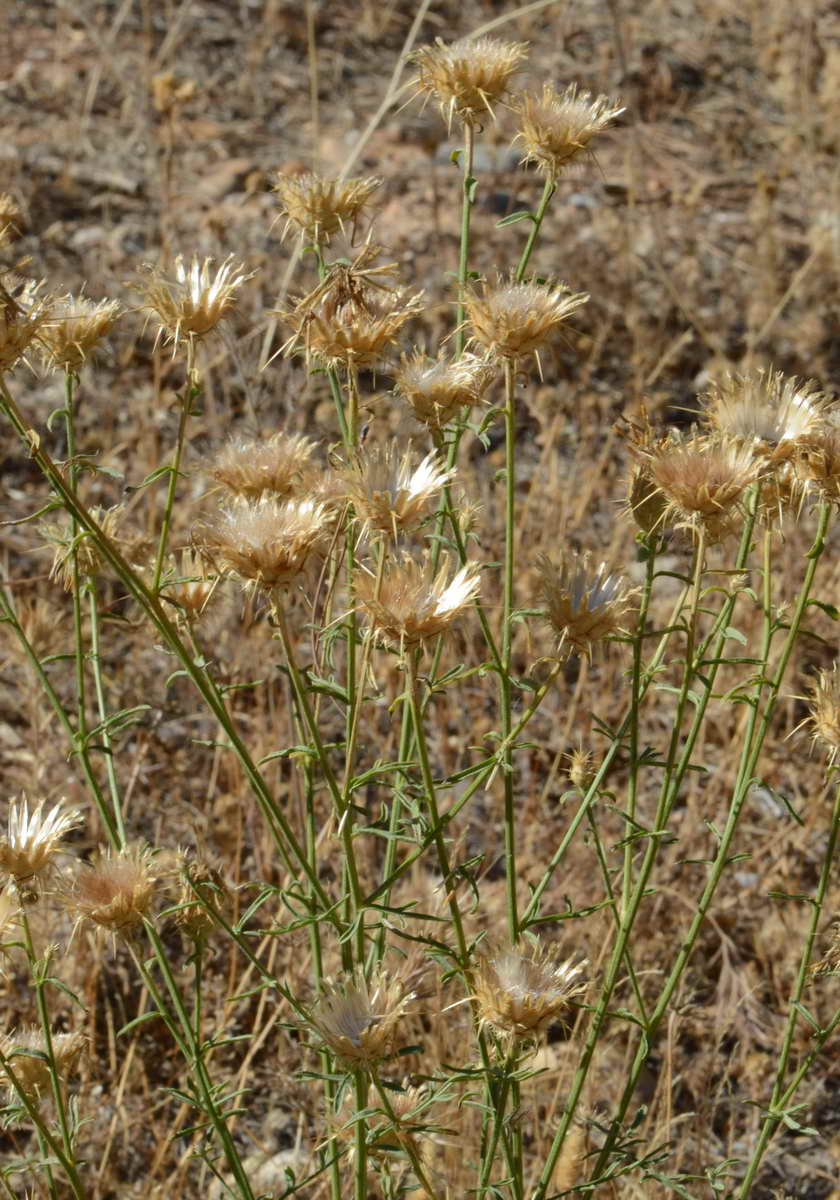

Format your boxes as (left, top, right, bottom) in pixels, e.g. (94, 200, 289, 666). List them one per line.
(454, 121, 476, 358)
(0, 1051, 85, 1200)
(353, 1070, 368, 1200)
(500, 357, 518, 942)
(515, 177, 555, 283)
(476, 1048, 518, 1197)
(369, 1068, 441, 1200)
(62, 371, 88, 764)
(152, 338, 195, 593)
(87, 586, 127, 846)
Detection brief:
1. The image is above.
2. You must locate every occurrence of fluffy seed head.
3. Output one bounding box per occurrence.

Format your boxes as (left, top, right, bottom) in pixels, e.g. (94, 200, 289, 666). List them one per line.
(513, 83, 624, 178)
(358, 554, 480, 650)
(275, 173, 381, 243)
(307, 968, 414, 1067)
(341, 443, 453, 536)
(0, 798, 81, 894)
(209, 431, 318, 501)
(475, 941, 587, 1042)
(69, 847, 156, 933)
(537, 551, 633, 658)
(394, 350, 495, 433)
(0, 277, 52, 372)
(39, 294, 121, 372)
(174, 854, 232, 943)
(794, 426, 840, 506)
(286, 284, 423, 371)
(0, 1027, 86, 1103)
(701, 368, 832, 459)
(411, 36, 528, 128)
(627, 464, 670, 536)
(567, 746, 597, 793)
(629, 430, 763, 542)
(807, 665, 840, 763)
(135, 254, 250, 348)
(202, 497, 329, 592)
(162, 549, 217, 623)
(465, 278, 588, 362)
(42, 505, 123, 590)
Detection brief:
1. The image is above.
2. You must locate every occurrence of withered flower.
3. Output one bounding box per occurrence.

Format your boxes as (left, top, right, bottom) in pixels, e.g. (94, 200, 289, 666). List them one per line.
(0, 276, 52, 372)
(410, 36, 527, 128)
(0, 194, 24, 245)
(475, 940, 586, 1042)
(202, 497, 330, 592)
(807, 664, 840, 764)
(358, 554, 480, 650)
(795, 426, 840, 506)
(162, 549, 218, 623)
(514, 83, 623, 178)
(286, 281, 423, 371)
(136, 253, 251, 349)
(537, 551, 633, 658)
(41, 505, 123, 590)
(341, 443, 452, 536)
(275, 173, 381, 243)
(173, 853, 232, 943)
(394, 350, 495, 434)
(0, 798, 81, 895)
(0, 1027, 86, 1103)
(307, 968, 414, 1068)
(465, 277, 588, 363)
(40, 294, 121, 372)
(627, 464, 670, 536)
(209, 431, 318, 501)
(69, 847, 156, 933)
(701, 368, 831, 460)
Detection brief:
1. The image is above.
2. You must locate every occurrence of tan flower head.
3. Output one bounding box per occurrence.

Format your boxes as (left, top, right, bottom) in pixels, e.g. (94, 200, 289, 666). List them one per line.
(69, 847, 156, 933)
(701, 369, 832, 459)
(0, 1027, 86, 1103)
(807, 665, 840, 763)
(629, 430, 764, 542)
(358, 554, 480, 650)
(286, 283, 423, 371)
(537, 551, 633, 658)
(162, 549, 217, 623)
(567, 746, 597, 793)
(0, 276, 52, 372)
(308, 968, 414, 1067)
(465, 277, 588, 362)
(136, 253, 251, 349)
(0, 798, 81, 894)
(627, 464, 670, 536)
(40, 294, 121, 372)
(411, 36, 528, 128)
(202, 497, 330, 592)
(0, 194, 24, 245)
(174, 854, 232, 943)
(41, 505, 123, 590)
(514, 83, 623, 178)
(341, 443, 452, 537)
(794, 426, 840, 506)
(475, 940, 586, 1042)
(275, 173, 381, 243)
(209, 431, 318, 501)
(394, 350, 495, 433)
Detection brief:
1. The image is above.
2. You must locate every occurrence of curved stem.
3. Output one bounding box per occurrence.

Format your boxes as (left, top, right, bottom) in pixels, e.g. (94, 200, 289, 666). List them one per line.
(515, 177, 556, 283)
(153, 338, 196, 593)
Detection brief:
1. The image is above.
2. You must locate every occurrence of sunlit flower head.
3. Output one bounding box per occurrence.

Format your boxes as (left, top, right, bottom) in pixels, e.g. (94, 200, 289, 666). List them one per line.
(0, 798, 81, 895)
(307, 968, 414, 1067)
(358, 554, 480, 651)
(410, 36, 527, 128)
(475, 940, 587, 1042)
(161, 549, 217, 624)
(701, 368, 832, 459)
(394, 350, 495, 434)
(202, 497, 330, 593)
(807, 664, 840, 764)
(341, 443, 453, 537)
(40, 294, 121, 372)
(0, 276, 52, 372)
(285, 282, 423, 371)
(465, 277, 588, 362)
(513, 83, 624, 178)
(537, 551, 633, 658)
(136, 253, 251, 349)
(275, 173, 381, 243)
(0, 1027, 86, 1104)
(209, 431, 318, 501)
(69, 847, 156, 934)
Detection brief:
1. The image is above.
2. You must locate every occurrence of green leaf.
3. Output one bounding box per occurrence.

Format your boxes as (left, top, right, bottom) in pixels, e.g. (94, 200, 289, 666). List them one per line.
(496, 209, 535, 227)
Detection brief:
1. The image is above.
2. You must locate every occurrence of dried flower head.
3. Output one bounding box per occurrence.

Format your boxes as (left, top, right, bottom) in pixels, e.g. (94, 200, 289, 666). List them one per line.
(513, 83, 624, 178)
(629, 430, 763, 542)
(41, 505, 123, 590)
(627, 464, 670, 536)
(475, 940, 586, 1042)
(308, 968, 414, 1067)
(0, 276, 52, 372)
(411, 36, 527, 128)
(69, 847, 156, 933)
(465, 277, 588, 362)
(135, 254, 251, 349)
(0, 798, 81, 895)
(795, 426, 840, 506)
(162, 549, 217, 623)
(1, 596, 64, 664)
(0, 886, 19, 958)
(807, 665, 840, 764)
(39, 294, 121, 372)
(174, 854, 232, 943)
(567, 746, 597, 793)
(0, 194, 24, 245)
(537, 551, 633, 658)
(701, 369, 831, 460)
(341, 443, 452, 536)
(286, 282, 423, 371)
(202, 497, 329, 592)
(275, 173, 381, 243)
(209, 431, 318, 501)
(394, 350, 495, 433)
(0, 1027, 86, 1103)
(358, 554, 480, 650)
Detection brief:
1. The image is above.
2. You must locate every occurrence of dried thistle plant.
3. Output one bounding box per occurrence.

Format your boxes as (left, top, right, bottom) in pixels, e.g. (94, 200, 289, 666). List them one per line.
(794, 426, 840, 506)
(209, 431, 318, 501)
(68, 847, 157, 934)
(701, 368, 832, 460)
(275, 173, 381, 243)
(0, 798, 81, 896)
(341, 442, 452, 537)
(537, 551, 633, 658)
(513, 83, 624, 178)
(39, 293, 121, 372)
(0, 1027, 86, 1104)
(410, 36, 528, 128)
(806, 665, 840, 764)
(394, 350, 495, 435)
(474, 940, 586, 1042)
(135, 253, 251, 349)
(41, 505, 123, 590)
(0, 276, 52, 372)
(161, 549, 217, 623)
(285, 277, 423, 371)
(465, 277, 588, 363)
(201, 497, 330, 593)
(358, 554, 480, 651)
(306, 967, 414, 1068)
